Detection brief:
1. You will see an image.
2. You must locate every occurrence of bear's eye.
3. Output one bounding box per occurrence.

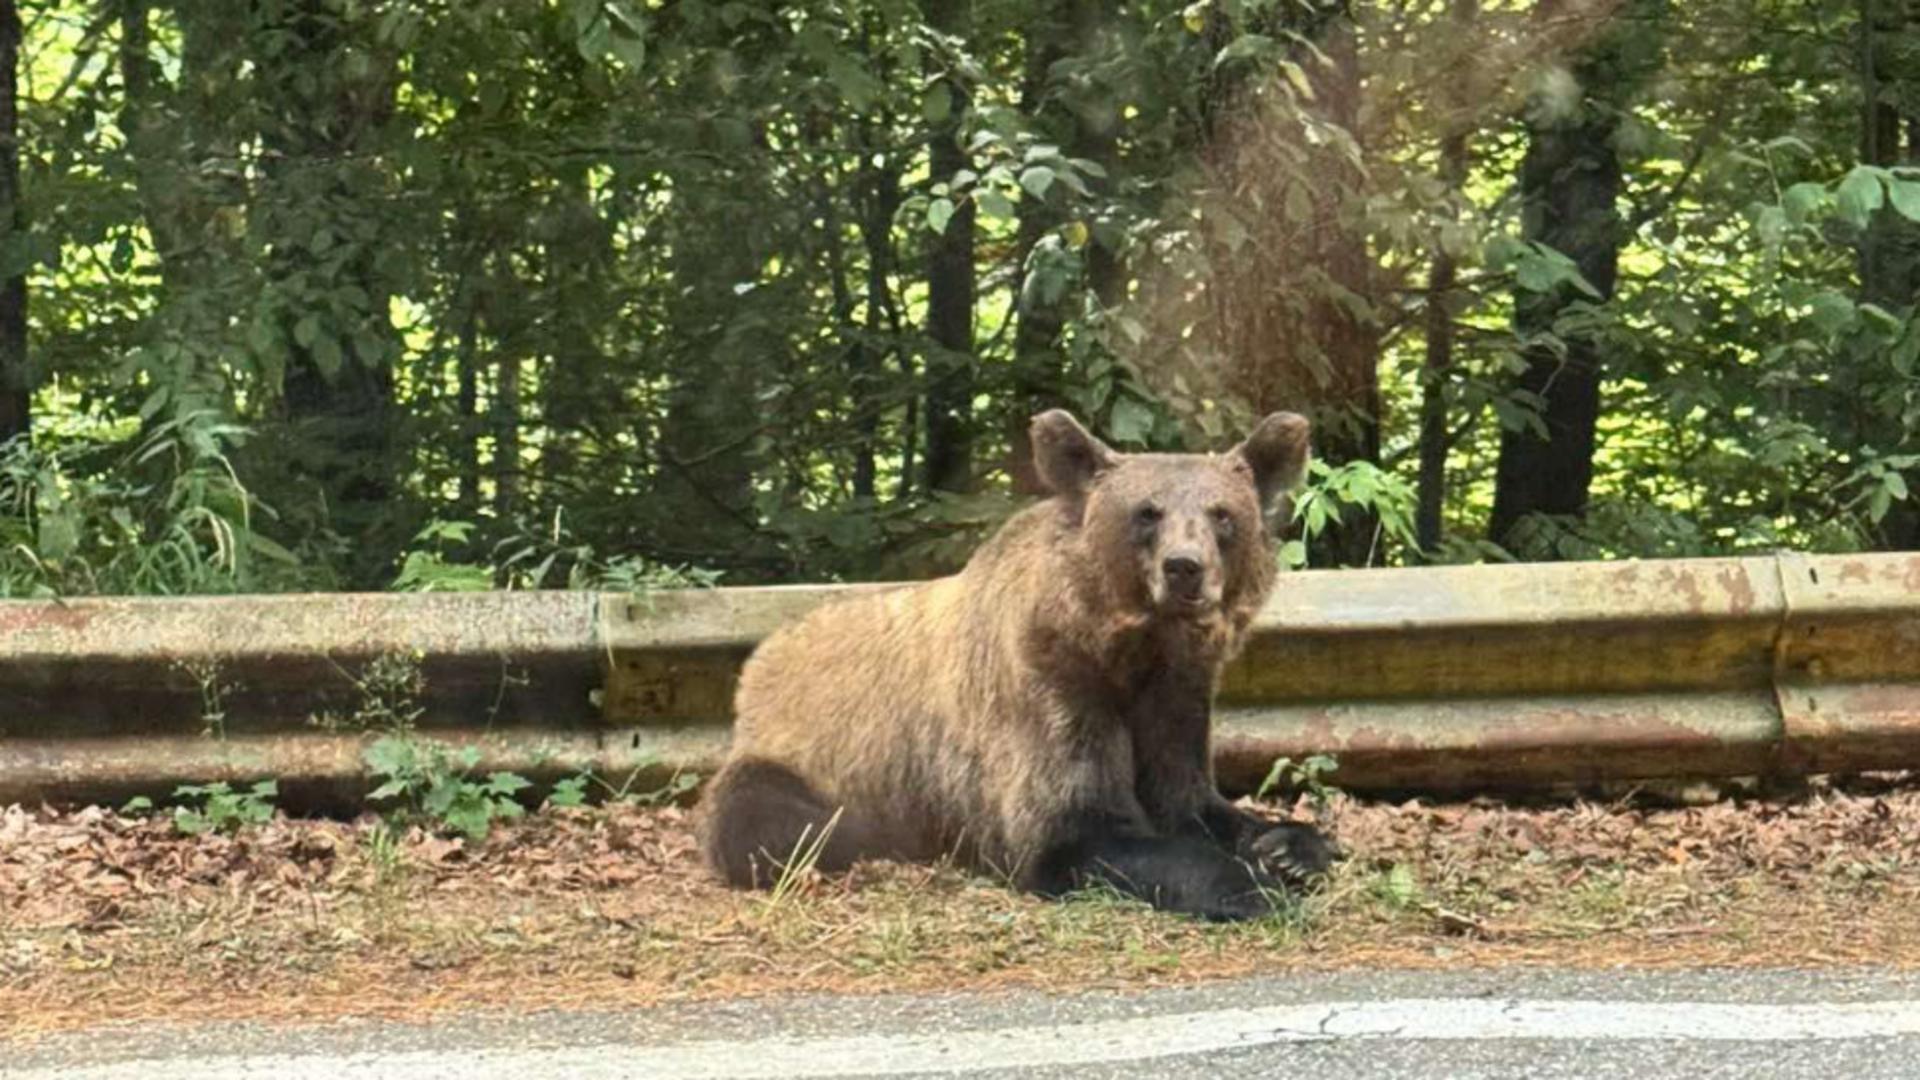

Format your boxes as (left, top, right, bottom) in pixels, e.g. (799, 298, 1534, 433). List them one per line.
(1132, 504, 1163, 529)
(1210, 506, 1236, 540)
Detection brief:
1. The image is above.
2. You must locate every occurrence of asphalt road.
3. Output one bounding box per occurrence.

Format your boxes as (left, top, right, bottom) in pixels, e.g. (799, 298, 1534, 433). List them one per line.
(8, 968, 1920, 1079)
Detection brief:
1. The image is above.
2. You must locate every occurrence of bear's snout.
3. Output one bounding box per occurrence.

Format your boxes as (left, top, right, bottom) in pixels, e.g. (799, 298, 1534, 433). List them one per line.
(1162, 553, 1205, 600)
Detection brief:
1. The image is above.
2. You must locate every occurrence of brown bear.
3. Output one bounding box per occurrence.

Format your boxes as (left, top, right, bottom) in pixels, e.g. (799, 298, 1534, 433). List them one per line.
(698, 409, 1337, 920)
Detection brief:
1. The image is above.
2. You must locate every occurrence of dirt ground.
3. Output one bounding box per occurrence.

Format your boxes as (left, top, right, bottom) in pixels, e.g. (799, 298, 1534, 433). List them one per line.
(6, 778, 1920, 1041)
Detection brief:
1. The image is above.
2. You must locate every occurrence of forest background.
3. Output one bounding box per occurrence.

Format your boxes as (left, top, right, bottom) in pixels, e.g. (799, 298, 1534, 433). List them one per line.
(1, 0, 1915, 596)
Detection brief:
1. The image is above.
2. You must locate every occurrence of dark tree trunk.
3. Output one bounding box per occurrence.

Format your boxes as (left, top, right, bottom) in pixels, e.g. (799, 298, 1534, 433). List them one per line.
(494, 353, 520, 519)
(0, 0, 25, 446)
(656, 136, 770, 560)
(1008, 0, 1122, 494)
(254, 0, 402, 584)
(455, 276, 482, 517)
(1415, 222, 1460, 555)
(1487, 2, 1669, 557)
(855, 142, 901, 501)
(1415, 0, 1477, 556)
(1305, 12, 1382, 568)
(119, 0, 248, 361)
(538, 39, 610, 488)
(1488, 68, 1625, 555)
(1007, 5, 1072, 495)
(540, 169, 609, 486)
(921, 0, 976, 495)
(1857, 0, 1920, 548)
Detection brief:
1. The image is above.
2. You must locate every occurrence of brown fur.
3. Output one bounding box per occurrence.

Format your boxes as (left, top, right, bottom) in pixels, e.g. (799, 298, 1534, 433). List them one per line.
(700, 410, 1326, 914)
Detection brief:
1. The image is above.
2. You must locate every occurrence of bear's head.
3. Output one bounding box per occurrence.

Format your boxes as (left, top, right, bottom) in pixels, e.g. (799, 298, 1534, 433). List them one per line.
(1029, 408, 1310, 617)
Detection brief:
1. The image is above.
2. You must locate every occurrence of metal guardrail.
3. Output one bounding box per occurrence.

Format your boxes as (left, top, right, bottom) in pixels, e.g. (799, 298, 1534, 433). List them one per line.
(1, 552, 1916, 808)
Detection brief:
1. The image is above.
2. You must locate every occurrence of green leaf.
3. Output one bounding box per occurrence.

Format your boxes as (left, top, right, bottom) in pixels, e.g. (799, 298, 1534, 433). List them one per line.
(1381, 863, 1418, 907)
(1018, 166, 1056, 200)
(922, 87, 951, 125)
(1483, 233, 1527, 267)
(1808, 291, 1857, 335)
(1889, 179, 1920, 223)
(825, 56, 879, 111)
(1108, 397, 1155, 445)
(311, 335, 344, 377)
(1213, 33, 1275, 70)
(1836, 167, 1885, 228)
(1781, 181, 1828, 224)
(976, 189, 1015, 221)
(1278, 540, 1308, 569)
(37, 509, 78, 562)
(926, 197, 955, 235)
(486, 772, 532, 795)
(444, 803, 490, 841)
(368, 780, 410, 802)
(364, 737, 415, 777)
(423, 778, 461, 817)
(1278, 59, 1314, 99)
(606, 11, 647, 68)
(546, 776, 590, 809)
(1860, 302, 1903, 336)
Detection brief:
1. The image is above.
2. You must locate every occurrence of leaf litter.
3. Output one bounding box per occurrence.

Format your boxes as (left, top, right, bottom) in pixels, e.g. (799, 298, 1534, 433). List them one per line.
(5, 775, 1920, 1040)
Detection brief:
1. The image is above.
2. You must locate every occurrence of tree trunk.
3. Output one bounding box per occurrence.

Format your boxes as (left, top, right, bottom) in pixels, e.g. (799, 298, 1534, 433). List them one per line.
(1172, 0, 1381, 565)
(494, 353, 520, 520)
(1008, 0, 1123, 494)
(1415, 224, 1460, 555)
(1856, 0, 1920, 548)
(921, 0, 976, 495)
(254, 0, 403, 585)
(855, 140, 901, 501)
(455, 276, 482, 517)
(538, 38, 611, 488)
(655, 149, 769, 560)
(0, 0, 25, 447)
(1415, 0, 1477, 556)
(1488, 52, 1628, 555)
(1304, 12, 1382, 568)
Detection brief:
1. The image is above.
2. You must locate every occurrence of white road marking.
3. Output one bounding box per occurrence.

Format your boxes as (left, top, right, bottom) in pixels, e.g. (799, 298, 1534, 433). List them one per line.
(10, 998, 1920, 1079)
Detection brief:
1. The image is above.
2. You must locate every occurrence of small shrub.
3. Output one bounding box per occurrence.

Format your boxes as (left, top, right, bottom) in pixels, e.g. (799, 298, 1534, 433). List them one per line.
(544, 774, 591, 809)
(391, 520, 494, 592)
(1370, 862, 1422, 911)
(543, 761, 700, 810)
(171, 780, 278, 836)
(1256, 753, 1341, 807)
(310, 650, 427, 735)
(364, 735, 529, 841)
(173, 658, 238, 740)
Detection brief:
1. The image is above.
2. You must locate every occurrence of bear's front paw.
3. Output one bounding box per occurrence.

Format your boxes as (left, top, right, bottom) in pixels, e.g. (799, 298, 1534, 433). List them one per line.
(1245, 821, 1342, 887)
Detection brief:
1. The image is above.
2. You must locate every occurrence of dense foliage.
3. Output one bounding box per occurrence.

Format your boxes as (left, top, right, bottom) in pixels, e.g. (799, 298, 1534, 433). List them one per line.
(0, 0, 1916, 595)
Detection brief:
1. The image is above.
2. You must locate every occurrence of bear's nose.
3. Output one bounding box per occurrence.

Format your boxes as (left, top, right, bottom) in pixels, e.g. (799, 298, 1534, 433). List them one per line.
(1163, 555, 1204, 594)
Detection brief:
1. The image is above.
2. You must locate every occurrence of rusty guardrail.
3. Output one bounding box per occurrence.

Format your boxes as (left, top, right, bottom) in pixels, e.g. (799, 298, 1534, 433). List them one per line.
(1, 553, 1916, 808)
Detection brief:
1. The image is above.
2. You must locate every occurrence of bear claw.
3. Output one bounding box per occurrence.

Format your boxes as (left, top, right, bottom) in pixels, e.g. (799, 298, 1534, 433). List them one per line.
(1245, 822, 1342, 887)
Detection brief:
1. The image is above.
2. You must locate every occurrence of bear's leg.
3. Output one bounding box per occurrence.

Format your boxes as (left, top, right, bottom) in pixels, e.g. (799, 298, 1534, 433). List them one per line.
(1126, 675, 1338, 885)
(1026, 819, 1281, 922)
(699, 757, 886, 889)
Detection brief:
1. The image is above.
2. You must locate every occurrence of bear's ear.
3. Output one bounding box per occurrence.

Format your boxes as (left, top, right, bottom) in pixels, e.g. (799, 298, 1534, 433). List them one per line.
(1229, 411, 1311, 507)
(1030, 409, 1118, 499)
